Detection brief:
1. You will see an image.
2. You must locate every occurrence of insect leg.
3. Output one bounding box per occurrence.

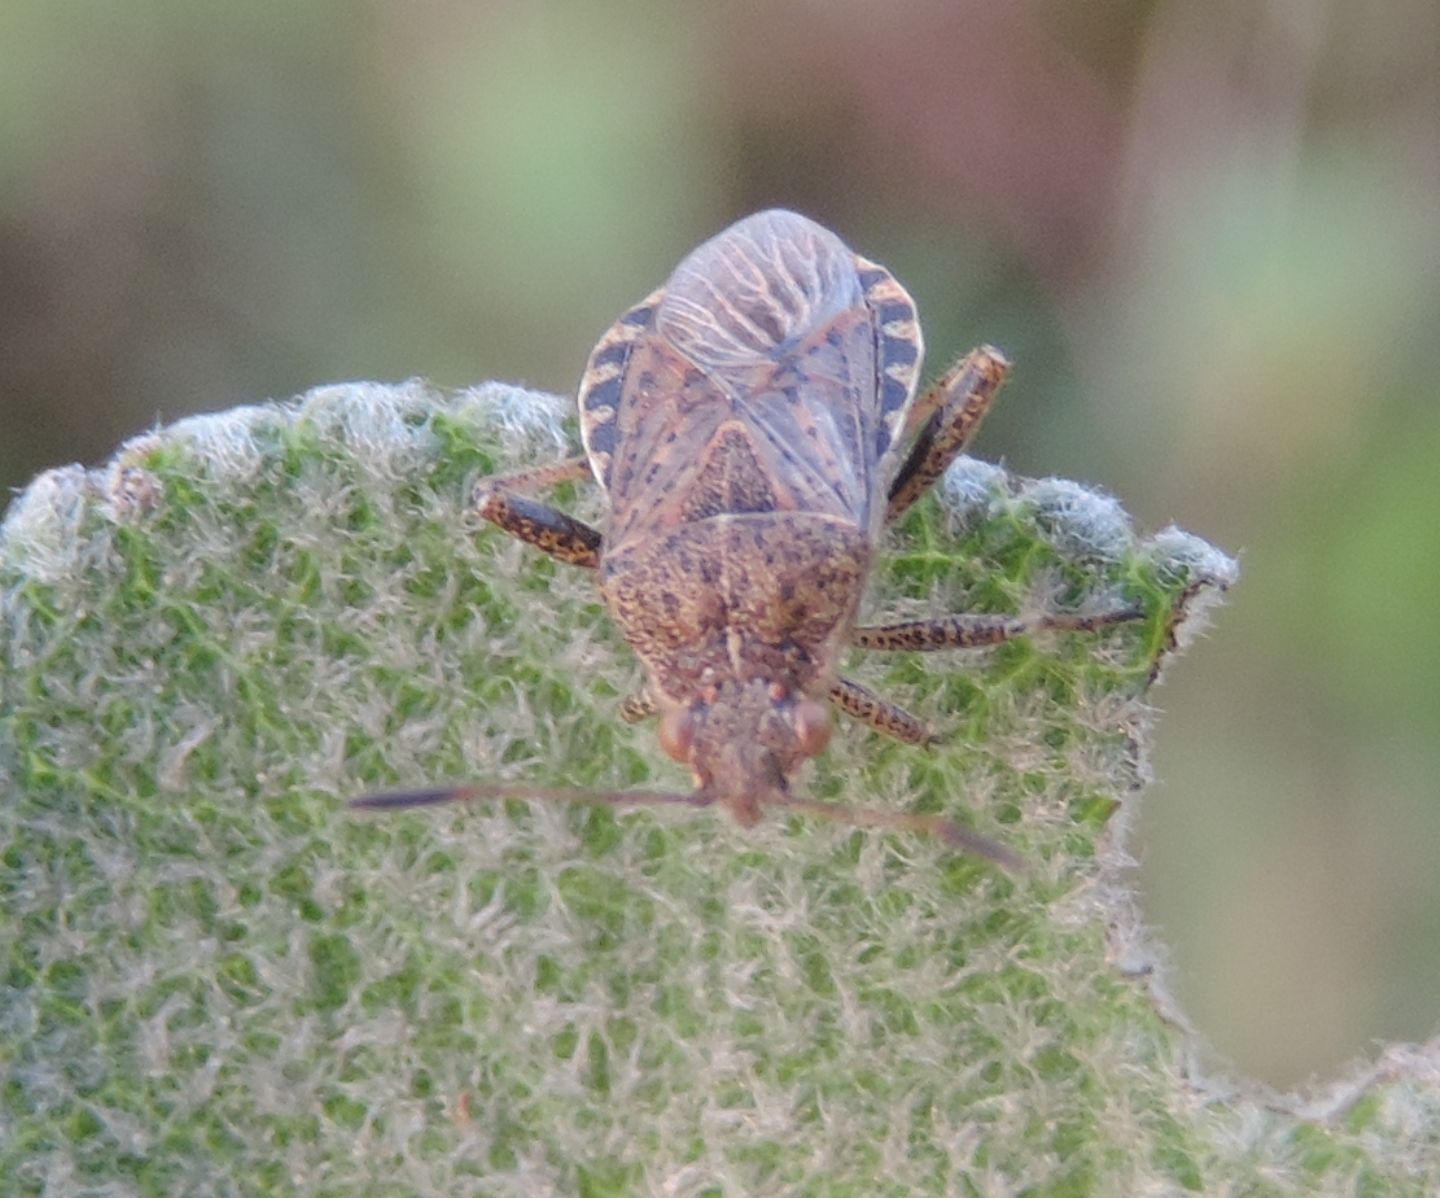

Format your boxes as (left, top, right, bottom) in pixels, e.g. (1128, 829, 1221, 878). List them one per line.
(886, 346, 1011, 523)
(852, 607, 1145, 652)
(474, 454, 593, 495)
(474, 488, 603, 568)
(828, 676, 929, 745)
(472, 455, 602, 566)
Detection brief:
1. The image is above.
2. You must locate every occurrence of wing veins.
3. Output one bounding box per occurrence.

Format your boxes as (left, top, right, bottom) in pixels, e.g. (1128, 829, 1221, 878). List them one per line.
(730, 391, 864, 516)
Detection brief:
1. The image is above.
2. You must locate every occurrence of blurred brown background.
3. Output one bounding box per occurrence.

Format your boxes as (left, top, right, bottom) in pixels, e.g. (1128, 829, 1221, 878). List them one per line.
(3, 1, 1438, 1090)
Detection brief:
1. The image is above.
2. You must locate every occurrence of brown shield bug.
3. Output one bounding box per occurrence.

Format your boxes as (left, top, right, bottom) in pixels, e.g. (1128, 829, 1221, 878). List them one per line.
(354, 210, 1141, 863)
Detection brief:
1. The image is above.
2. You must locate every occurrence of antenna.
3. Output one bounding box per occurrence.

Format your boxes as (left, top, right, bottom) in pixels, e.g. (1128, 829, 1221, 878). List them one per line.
(350, 784, 1021, 870)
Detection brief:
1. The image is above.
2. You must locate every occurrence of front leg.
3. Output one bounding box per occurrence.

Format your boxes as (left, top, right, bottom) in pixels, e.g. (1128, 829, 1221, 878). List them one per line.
(471, 453, 604, 568)
(886, 346, 1010, 524)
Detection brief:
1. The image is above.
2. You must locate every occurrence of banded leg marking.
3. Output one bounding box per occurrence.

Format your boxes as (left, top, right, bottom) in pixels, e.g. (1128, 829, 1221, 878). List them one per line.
(472, 454, 603, 568)
(474, 489, 602, 569)
(828, 676, 929, 745)
(886, 345, 1010, 523)
(853, 606, 1145, 653)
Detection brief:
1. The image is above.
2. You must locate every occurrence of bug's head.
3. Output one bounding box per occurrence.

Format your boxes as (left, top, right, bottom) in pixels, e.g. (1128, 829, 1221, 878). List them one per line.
(354, 676, 1019, 867)
(656, 679, 832, 826)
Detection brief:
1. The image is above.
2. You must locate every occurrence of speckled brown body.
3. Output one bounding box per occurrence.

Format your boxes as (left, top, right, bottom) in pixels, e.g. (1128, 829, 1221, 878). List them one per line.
(600, 514, 868, 822)
(438, 208, 1136, 849)
(601, 516, 868, 706)
(355, 210, 1146, 852)
(569, 211, 927, 822)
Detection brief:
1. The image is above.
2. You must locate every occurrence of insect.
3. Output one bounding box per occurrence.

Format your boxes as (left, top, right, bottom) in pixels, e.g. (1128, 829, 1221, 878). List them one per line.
(354, 210, 1141, 862)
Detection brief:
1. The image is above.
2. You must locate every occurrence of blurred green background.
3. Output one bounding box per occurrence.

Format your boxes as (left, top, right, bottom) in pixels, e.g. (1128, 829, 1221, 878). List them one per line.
(2, 0, 1437, 1090)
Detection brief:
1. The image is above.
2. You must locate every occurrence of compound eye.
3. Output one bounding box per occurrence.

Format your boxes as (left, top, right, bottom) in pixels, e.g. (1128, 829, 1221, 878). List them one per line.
(793, 699, 832, 758)
(658, 706, 696, 763)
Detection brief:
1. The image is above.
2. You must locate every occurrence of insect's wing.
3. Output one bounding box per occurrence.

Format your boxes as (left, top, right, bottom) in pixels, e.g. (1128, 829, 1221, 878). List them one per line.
(579, 210, 924, 545)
